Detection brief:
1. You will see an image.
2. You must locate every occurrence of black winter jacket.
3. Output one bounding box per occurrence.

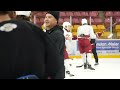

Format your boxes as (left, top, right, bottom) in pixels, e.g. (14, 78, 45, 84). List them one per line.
(46, 25, 65, 55)
(46, 25, 65, 79)
(0, 20, 64, 79)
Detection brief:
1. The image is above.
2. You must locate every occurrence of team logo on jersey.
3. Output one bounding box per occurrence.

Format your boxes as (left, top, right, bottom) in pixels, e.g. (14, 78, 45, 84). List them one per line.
(0, 23, 17, 32)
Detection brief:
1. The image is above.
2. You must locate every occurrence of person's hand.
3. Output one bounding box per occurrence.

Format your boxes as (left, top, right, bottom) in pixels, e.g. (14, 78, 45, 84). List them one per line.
(96, 32, 103, 38)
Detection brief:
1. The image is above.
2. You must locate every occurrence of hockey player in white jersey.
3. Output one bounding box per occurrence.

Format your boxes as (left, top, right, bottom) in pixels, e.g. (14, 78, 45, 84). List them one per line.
(77, 19, 96, 70)
(63, 22, 74, 76)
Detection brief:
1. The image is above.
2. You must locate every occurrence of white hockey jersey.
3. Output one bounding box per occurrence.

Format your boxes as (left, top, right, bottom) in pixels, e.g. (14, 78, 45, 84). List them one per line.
(63, 28, 73, 55)
(63, 28, 72, 41)
(77, 25, 96, 39)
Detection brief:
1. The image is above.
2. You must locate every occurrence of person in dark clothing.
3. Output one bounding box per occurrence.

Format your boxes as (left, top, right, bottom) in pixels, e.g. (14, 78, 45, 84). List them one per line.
(44, 11, 65, 79)
(90, 39, 99, 65)
(0, 11, 64, 79)
(15, 11, 31, 21)
(90, 31, 103, 66)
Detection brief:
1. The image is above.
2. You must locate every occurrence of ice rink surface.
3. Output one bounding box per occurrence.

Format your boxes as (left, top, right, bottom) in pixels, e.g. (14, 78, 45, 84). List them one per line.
(65, 58, 120, 79)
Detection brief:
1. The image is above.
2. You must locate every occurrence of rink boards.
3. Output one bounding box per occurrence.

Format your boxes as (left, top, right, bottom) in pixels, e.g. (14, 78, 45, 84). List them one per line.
(66, 39, 120, 58)
(69, 54, 120, 59)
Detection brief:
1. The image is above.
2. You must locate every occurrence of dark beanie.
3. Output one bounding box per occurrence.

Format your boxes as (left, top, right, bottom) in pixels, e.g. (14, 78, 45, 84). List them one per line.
(46, 11, 60, 21)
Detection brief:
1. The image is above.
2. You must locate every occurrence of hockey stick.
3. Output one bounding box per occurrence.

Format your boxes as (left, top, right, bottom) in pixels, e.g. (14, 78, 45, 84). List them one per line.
(105, 21, 118, 32)
(105, 21, 118, 38)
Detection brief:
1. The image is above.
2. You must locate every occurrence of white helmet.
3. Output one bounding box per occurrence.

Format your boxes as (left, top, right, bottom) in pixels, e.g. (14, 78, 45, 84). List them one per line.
(63, 22, 71, 30)
(15, 11, 31, 17)
(81, 18, 87, 25)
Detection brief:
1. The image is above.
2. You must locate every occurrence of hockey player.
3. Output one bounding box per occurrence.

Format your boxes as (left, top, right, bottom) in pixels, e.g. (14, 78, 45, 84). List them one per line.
(63, 22, 72, 59)
(77, 19, 96, 70)
(63, 22, 74, 76)
(15, 11, 31, 21)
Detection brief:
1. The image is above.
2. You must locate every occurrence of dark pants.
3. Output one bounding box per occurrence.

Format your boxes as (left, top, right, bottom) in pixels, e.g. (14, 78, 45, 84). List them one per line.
(92, 43, 98, 63)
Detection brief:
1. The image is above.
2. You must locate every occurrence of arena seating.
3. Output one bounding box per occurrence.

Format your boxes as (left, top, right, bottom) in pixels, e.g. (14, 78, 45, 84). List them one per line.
(60, 12, 66, 17)
(80, 11, 89, 17)
(113, 11, 120, 17)
(72, 18, 80, 25)
(97, 25, 106, 32)
(104, 17, 111, 27)
(58, 18, 64, 25)
(105, 11, 113, 17)
(94, 18, 103, 25)
(115, 25, 120, 32)
(63, 18, 70, 22)
(66, 12, 74, 17)
(100, 32, 111, 39)
(91, 25, 98, 32)
(73, 12, 81, 17)
(117, 32, 120, 39)
(31, 11, 119, 39)
(89, 11, 98, 17)
(72, 25, 80, 32)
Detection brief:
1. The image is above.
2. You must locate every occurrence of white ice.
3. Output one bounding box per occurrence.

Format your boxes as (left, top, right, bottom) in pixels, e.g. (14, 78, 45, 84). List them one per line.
(64, 58, 120, 79)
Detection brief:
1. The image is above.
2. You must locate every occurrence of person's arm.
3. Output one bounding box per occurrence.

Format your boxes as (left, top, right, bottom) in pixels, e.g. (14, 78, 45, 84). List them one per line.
(54, 33, 65, 53)
(96, 32, 103, 38)
(89, 26, 97, 49)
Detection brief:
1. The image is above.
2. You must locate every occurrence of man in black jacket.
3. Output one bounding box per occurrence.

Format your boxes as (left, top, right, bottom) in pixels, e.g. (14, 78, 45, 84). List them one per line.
(0, 11, 63, 79)
(44, 11, 65, 79)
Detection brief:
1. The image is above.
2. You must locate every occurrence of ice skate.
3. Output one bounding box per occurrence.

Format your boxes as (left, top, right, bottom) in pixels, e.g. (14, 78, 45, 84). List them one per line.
(94, 62, 99, 66)
(88, 64, 95, 70)
(66, 71, 75, 77)
(84, 63, 87, 69)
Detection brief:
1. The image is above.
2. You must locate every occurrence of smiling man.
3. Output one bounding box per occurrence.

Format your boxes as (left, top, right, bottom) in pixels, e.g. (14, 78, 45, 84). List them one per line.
(44, 11, 65, 79)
